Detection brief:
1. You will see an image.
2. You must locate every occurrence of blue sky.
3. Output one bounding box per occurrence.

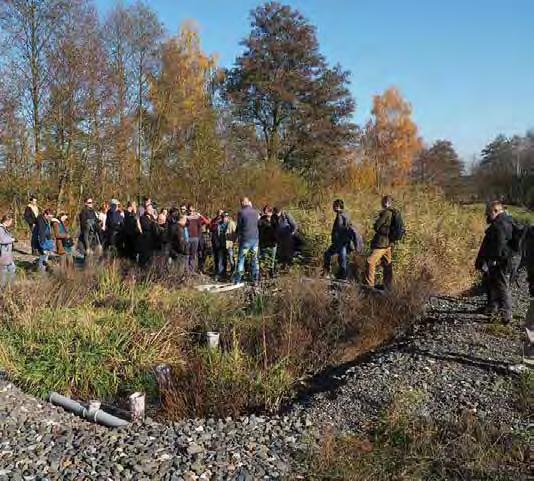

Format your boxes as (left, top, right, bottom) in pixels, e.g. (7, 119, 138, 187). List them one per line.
(96, 0, 534, 162)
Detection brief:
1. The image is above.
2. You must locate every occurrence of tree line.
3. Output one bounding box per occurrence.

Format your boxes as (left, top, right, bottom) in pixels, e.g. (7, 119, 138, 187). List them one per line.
(0, 0, 527, 213)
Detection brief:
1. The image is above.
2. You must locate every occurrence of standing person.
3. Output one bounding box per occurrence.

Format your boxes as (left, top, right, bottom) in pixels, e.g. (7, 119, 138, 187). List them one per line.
(186, 204, 207, 273)
(365, 195, 403, 290)
(105, 199, 124, 253)
(79, 198, 102, 258)
(210, 210, 225, 273)
(214, 211, 237, 280)
(0, 214, 16, 288)
(51, 213, 74, 271)
(98, 202, 109, 232)
(120, 201, 141, 261)
(523, 224, 534, 365)
(258, 205, 277, 274)
(475, 201, 514, 324)
(138, 197, 152, 218)
(273, 206, 298, 267)
(169, 212, 190, 275)
(23, 196, 39, 241)
(234, 197, 260, 284)
(138, 204, 162, 267)
(155, 211, 169, 266)
(323, 199, 352, 280)
(32, 209, 54, 272)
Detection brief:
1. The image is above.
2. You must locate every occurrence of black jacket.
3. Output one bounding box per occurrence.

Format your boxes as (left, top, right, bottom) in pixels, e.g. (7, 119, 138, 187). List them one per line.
(524, 225, 534, 295)
(79, 207, 102, 248)
(259, 215, 276, 249)
(24, 206, 38, 228)
(476, 213, 514, 268)
(137, 214, 162, 257)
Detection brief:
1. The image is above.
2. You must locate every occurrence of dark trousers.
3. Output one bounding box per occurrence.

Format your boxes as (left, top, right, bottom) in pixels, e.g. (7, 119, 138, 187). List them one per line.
(487, 262, 512, 322)
(188, 237, 200, 272)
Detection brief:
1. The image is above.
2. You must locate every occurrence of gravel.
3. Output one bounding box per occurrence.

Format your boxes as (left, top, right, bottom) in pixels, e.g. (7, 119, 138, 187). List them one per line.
(1, 278, 531, 479)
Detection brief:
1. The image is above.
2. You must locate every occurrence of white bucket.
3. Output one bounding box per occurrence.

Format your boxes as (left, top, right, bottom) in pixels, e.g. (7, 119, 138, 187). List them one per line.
(206, 331, 220, 351)
(129, 392, 145, 420)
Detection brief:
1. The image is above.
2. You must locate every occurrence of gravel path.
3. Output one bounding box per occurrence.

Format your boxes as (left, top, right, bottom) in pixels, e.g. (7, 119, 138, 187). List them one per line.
(1, 280, 531, 480)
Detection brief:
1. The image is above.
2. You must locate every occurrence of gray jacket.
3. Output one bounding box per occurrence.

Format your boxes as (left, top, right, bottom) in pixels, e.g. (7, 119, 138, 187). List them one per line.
(0, 224, 15, 266)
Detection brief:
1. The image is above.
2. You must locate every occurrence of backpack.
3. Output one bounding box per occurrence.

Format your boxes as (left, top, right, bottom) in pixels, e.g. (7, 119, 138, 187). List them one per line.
(508, 218, 527, 255)
(341, 215, 364, 254)
(389, 209, 406, 243)
(348, 225, 364, 254)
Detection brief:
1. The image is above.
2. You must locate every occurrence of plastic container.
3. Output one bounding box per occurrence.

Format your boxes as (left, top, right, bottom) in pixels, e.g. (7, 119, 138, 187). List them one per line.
(206, 331, 220, 350)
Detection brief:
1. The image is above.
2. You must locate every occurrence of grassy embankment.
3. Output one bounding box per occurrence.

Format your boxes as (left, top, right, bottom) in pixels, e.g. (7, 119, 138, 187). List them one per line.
(0, 187, 486, 417)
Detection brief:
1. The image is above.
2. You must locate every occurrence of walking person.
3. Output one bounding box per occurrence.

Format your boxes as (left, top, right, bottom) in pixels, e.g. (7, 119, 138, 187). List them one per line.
(0, 214, 16, 288)
(365, 195, 404, 290)
(32, 209, 54, 273)
(475, 201, 514, 324)
(234, 197, 260, 284)
(52, 213, 74, 271)
(24, 196, 39, 238)
(323, 199, 352, 280)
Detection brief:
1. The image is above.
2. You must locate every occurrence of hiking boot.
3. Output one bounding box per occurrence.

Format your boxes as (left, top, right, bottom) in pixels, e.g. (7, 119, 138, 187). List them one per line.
(523, 341, 534, 367)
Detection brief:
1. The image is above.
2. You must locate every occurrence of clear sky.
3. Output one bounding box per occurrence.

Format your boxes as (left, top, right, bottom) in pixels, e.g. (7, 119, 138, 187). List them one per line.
(95, 0, 534, 162)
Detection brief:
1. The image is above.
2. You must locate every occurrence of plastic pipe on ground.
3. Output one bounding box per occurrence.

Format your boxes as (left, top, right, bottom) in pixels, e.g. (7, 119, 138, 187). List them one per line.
(49, 392, 129, 428)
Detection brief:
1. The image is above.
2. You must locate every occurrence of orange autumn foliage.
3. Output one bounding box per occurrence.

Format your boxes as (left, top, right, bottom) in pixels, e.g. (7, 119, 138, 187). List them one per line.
(365, 87, 423, 187)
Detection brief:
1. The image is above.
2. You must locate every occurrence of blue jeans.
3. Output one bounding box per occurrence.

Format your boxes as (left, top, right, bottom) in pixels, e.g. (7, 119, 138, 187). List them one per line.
(217, 247, 235, 278)
(324, 243, 348, 279)
(38, 253, 49, 273)
(0, 262, 16, 288)
(187, 237, 200, 272)
(234, 240, 259, 283)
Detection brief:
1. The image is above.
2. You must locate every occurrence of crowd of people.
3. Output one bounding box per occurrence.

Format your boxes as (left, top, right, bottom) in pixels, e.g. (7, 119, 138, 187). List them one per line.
(1, 196, 305, 286)
(1, 194, 533, 364)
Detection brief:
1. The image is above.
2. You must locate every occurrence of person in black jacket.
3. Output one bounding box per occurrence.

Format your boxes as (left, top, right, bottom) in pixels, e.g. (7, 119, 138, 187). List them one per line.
(137, 204, 162, 267)
(323, 199, 351, 280)
(475, 201, 514, 323)
(105, 199, 124, 253)
(78, 197, 102, 258)
(523, 225, 534, 365)
(119, 201, 141, 261)
(23, 196, 39, 239)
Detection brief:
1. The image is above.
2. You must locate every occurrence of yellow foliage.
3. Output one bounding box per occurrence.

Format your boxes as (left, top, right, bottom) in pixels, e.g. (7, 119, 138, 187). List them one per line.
(365, 86, 423, 187)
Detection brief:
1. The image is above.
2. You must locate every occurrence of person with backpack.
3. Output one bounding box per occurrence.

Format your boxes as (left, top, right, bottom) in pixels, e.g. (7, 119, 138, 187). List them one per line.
(475, 201, 514, 324)
(365, 195, 404, 290)
(0, 214, 16, 288)
(323, 199, 354, 280)
(32, 209, 54, 272)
